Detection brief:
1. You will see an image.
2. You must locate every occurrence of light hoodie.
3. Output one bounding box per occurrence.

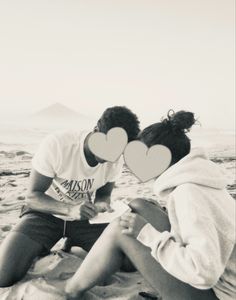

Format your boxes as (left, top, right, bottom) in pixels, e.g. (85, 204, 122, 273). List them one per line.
(137, 148, 236, 300)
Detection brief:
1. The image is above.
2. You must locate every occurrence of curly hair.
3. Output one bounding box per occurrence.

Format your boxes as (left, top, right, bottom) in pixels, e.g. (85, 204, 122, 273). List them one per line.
(139, 110, 197, 164)
(98, 106, 140, 142)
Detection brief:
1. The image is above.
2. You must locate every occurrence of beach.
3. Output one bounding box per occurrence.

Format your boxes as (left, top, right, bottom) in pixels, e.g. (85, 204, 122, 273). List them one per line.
(0, 126, 235, 299)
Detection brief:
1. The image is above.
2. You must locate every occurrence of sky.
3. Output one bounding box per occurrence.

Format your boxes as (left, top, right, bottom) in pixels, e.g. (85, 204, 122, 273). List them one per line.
(0, 0, 235, 129)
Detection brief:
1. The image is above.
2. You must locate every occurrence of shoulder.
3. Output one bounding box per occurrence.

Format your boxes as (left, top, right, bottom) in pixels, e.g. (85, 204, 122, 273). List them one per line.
(173, 183, 201, 195)
(172, 183, 201, 200)
(46, 130, 87, 150)
(52, 130, 82, 143)
(103, 156, 124, 181)
(106, 156, 124, 169)
(170, 183, 222, 221)
(170, 183, 205, 214)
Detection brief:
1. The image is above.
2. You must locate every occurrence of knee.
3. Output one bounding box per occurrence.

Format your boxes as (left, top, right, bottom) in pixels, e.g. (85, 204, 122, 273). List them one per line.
(0, 265, 22, 287)
(0, 271, 16, 288)
(103, 218, 122, 240)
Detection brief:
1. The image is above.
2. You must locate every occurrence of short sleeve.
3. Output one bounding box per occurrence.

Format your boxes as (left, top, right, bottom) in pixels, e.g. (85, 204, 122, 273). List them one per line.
(32, 134, 60, 178)
(107, 156, 124, 182)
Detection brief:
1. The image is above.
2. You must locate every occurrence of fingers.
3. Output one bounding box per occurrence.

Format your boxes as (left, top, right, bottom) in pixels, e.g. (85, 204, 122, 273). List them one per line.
(106, 204, 114, 213)
(120, 212, 136, 232)
(83, 202, 98, 212)
(95, 202, 114, 213)
(120, 212, 135, 222)
(120, 218, 135, 236)
(95, 202, 107, 213)
(121, 227, 134, 235)
(69, 202, 98, 220)
(80, 202, 98, 219)
(119, 212, 147, 238)
(119, 219, 130, 228)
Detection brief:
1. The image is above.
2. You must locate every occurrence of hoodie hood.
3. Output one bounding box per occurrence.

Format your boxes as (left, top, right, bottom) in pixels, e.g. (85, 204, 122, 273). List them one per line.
(154, 148, 228, 198)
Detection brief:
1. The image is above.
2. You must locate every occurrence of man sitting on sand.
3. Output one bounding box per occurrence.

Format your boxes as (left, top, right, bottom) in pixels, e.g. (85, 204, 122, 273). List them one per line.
(0, 106, 140, 287)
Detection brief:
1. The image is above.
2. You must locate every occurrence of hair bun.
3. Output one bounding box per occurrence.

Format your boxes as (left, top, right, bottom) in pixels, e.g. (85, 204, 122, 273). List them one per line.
(167, 110, 196, 132)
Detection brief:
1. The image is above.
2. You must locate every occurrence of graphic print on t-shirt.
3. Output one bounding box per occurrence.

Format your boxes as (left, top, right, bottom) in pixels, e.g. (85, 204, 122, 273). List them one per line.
(32, 131, 123, 207)
(50, 177, 95, 204)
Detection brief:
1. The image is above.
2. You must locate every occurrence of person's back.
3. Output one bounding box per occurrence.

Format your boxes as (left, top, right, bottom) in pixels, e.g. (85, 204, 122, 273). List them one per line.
(151, 148, 236, 299)
(216, 245, 236, 300)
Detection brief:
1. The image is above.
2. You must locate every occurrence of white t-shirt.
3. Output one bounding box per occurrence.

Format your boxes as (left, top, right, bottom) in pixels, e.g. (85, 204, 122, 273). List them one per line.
(32, 130, 123, 210)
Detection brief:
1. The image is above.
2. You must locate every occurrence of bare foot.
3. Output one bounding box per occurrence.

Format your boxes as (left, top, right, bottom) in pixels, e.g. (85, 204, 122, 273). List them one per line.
(65, 291, 85, 300)
(65, 280, 84, 299)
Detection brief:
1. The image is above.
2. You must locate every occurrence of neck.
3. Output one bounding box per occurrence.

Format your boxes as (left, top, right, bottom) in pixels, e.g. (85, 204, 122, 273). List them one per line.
(83, 133, 98, 167)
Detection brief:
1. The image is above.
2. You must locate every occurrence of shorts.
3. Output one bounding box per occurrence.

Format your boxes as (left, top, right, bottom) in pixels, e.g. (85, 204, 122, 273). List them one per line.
(12, 210, 108, 252)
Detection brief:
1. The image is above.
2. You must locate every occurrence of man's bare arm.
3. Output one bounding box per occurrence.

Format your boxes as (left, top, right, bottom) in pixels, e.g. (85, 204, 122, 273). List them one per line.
(27, 169, 97, 219)
(94, 182, 115, 212)
(26, 169, 72, 216)
(95, 182, 115, 203)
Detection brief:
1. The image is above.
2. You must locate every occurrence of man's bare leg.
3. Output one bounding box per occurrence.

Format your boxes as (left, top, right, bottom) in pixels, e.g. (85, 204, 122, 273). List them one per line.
(0, 232, 44, 287)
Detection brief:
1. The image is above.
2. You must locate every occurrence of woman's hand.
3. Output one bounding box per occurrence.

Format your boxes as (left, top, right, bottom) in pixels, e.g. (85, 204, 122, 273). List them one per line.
(119, 212, 147, 238)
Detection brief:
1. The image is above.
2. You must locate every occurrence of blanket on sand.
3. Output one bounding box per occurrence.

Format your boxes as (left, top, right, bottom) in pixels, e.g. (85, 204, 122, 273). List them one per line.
(0, 249, 160, 300)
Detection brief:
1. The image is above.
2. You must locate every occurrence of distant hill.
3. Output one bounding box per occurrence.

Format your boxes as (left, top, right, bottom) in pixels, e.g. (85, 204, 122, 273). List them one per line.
(25, 103, 95, 129)
(32, 102, 82, 119)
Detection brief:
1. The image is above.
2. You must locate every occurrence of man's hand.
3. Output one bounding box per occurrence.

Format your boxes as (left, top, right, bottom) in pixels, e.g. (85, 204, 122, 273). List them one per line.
(94, 201, 114, 213)
(120, 212, 147, 238)
(68, 201, 98, 220)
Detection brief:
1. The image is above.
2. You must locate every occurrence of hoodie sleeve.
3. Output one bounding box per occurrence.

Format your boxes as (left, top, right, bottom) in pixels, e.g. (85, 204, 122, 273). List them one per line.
(137, 185, 234, 289)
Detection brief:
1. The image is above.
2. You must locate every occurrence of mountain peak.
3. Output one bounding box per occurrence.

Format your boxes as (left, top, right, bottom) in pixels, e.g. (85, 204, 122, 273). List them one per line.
(27, 103, 95, 129)
(33, 103, 81, 119)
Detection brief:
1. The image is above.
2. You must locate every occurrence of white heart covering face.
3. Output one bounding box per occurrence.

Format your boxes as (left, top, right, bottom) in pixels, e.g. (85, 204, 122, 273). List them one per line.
(124, 141, 172, 182)
(88, 127, 128, 162)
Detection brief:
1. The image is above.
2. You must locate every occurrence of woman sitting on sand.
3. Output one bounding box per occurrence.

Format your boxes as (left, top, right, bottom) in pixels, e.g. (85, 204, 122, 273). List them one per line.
(65, 110, 236, 300)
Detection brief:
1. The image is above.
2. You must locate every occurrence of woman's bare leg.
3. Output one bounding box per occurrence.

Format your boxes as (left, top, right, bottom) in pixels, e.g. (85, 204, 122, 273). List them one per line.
(65, 221, 125, 298)
(65, 199, 168, 296)
(65, 219, 217, 300)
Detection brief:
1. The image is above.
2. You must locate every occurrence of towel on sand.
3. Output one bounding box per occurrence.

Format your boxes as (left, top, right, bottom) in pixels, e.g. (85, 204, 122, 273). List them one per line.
(0, 250, 160, 300)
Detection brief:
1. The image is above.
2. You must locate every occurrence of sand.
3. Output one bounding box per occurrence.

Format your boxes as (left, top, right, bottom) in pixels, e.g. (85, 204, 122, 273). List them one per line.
(0, 249, 159, 300)
(0, 129, 235, 300)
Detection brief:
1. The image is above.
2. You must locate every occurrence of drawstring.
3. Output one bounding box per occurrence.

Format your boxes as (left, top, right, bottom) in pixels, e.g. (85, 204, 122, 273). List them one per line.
(63, 220, 67, 238)
(62, 193, 91, 238)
